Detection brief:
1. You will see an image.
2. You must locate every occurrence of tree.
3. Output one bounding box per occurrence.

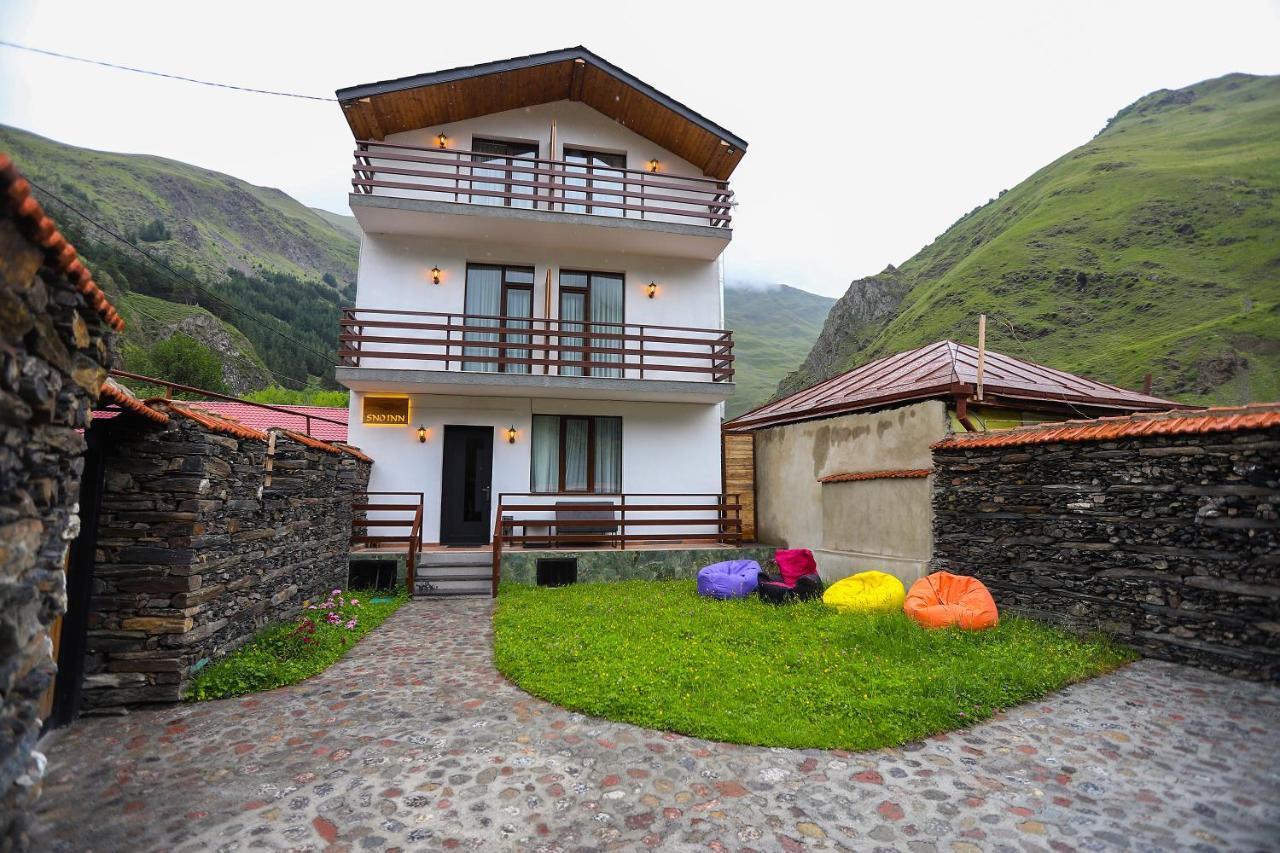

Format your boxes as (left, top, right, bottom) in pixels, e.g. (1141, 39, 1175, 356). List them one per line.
(148, 334, 227, 394)
(137, 218, 172, 242)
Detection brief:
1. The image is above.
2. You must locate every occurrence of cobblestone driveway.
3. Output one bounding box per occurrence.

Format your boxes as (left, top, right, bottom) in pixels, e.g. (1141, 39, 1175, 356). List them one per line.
(36, 599, 1279, 852)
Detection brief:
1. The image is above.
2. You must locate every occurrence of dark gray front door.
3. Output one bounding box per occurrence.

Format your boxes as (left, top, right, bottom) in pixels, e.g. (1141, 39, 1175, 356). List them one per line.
(440, 426, 494, 545)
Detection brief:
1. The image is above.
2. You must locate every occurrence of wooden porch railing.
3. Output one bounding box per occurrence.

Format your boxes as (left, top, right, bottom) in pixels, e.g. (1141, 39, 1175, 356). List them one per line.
(350, 491, 424, 594)
(352, 139, 733, 228)
(339, 308, 734, 382)
(489, 492, 743, 596)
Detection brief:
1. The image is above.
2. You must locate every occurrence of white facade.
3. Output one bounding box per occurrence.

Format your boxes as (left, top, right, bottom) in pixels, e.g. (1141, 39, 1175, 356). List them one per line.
(338, 86, 738, 546)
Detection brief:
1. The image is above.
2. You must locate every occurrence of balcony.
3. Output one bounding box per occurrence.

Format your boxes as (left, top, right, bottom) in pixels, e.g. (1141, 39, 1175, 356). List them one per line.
(348, 140, 734, 259)
(334, 308, 735, 402)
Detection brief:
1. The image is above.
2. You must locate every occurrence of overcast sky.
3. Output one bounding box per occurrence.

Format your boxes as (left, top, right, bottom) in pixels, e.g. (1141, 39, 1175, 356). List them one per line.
(3, 1, 1279, 296)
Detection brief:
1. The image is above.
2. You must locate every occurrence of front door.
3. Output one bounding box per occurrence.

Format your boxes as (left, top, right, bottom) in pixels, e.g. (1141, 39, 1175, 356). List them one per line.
(440, 425, 494, 545)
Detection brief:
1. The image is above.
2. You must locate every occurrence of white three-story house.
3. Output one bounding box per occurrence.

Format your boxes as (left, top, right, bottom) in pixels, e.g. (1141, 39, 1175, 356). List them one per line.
(335, 47, 751, 593)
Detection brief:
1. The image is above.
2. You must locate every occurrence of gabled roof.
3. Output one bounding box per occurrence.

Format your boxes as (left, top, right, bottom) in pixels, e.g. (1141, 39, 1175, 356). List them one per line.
(933, 403, 1280, 450)
(725, 340, 1192, 431)
(336, 46, 747, 180)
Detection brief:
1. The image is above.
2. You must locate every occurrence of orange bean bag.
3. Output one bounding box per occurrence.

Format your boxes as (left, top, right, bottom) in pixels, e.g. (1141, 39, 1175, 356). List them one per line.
(904, 571, 999, 630)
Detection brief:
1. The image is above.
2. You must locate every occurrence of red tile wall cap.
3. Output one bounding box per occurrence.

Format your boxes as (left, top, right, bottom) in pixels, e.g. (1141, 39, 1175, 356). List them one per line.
(276, 428, 344, 456)
(1, 151, 125, 331)
(818, 468, 934, 484)
(933, 402, 1280, 451)
(160, 401, 270, 442)
(332, 443, 373, 464)
(97, 379, 170, 424)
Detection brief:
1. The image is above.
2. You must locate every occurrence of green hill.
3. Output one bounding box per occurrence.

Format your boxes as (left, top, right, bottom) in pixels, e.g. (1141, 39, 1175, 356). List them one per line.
(725, 284, 835, 417)
(780, 73, 1280, 406)
(2, 125, 359, 392)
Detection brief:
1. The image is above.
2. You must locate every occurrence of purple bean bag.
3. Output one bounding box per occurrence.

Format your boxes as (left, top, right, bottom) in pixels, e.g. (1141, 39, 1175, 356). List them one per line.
(697, 559, 761, 599)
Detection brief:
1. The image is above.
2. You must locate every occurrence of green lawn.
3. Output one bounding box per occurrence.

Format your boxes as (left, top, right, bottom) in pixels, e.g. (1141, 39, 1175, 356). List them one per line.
(187, 588, 408, 700)
(494, 580, 1134, 750)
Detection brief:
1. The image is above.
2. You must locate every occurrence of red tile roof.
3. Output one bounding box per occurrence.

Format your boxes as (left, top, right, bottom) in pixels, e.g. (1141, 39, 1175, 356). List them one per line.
(726, 340, 1191, 431)
(97, 379, 170, 424)
(933, 403, 1280, 450)
(1, 152, 124, 331)
(184, 402, 348, 441)
(818, 468, 933, 484)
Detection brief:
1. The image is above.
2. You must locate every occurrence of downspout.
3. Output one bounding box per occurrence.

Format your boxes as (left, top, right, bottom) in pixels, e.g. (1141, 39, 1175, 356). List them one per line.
(954, 395, 978, 432)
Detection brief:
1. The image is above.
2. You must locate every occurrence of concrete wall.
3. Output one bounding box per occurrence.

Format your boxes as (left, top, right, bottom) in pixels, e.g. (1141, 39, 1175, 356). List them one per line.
(753, 401, 951, 583)
(348, 391, 723, 543)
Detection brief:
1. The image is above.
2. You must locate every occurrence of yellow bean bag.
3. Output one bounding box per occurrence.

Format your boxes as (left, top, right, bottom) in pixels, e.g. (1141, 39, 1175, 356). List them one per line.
(822, 571, 906, 614)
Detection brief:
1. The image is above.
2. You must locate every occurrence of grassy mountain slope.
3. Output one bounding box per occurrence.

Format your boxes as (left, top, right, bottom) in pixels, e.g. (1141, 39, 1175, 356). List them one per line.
(0, 125, 358, 284)
(3, 125, 359, 391)
(781, 73, 1280, 406)
(725, 284, 835, 417)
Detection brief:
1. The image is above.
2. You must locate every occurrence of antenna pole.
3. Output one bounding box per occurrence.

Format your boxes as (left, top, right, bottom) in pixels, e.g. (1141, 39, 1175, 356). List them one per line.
(976, 314, 987, 402)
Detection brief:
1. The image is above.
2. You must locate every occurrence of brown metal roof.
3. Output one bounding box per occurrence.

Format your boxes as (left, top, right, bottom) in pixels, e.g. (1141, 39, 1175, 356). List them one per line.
(336, 47, 747, 180)
(725, 340, 1193, 431)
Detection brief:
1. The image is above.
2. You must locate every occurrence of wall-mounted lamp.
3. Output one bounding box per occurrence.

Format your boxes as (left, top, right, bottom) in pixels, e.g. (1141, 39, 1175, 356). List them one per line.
(648, 158, 659, 173)
(646, 282, 658, 299)
(436, 133, 448, 149)
(430, 266, 442, 285)
(507, 425, 518, 444)
(417, 425, 428, 443)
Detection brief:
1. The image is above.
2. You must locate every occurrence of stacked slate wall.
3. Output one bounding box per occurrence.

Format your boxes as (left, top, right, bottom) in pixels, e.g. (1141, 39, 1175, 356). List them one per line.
(83, 416, 371, 710)
(0, 218, 113, 845)
(933, 427, 1279, 681)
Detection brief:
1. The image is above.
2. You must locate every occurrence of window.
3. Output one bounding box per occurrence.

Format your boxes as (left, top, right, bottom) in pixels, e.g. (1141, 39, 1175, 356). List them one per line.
(470, 138, 538, 208)
(531, 415, 622, 493)
(559, 270, 624, 378)
(563, 147, 626, 216)
(463, 264, 534, 373)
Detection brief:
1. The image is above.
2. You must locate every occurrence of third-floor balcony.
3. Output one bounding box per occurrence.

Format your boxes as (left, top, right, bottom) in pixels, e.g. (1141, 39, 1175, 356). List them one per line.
(348, 140, 734, 259)
(334, 308, 735, 403)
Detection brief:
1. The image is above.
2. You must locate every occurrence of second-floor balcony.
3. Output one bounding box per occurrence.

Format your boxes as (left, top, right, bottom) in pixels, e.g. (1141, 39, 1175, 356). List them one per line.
(348, 141, 734, 259)
(335, 308, 735, 402)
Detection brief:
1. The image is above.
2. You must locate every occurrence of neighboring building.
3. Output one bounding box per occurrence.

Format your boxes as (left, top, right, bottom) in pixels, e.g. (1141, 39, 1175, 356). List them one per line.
(333, 47, 749, 586)
(724, 340, 1191, 582)
(94, 400, 349, 441)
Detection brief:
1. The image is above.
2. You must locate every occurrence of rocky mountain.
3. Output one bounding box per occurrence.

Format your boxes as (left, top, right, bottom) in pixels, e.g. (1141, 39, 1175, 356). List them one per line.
(725, 284, 835, 417)
(780, 73, 1280, 406)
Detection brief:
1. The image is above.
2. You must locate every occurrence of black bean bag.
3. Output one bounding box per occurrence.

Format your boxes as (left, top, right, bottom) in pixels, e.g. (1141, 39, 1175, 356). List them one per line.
(757, 572, 825, 605)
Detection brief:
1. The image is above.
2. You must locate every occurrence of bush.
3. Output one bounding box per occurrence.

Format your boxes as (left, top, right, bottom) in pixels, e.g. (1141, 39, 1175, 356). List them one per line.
(137, 218, 172, 242)
(148, 333, 227, 394)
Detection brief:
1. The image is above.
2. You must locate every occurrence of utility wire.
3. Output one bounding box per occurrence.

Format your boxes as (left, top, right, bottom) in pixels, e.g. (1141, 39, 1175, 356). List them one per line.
(0, 40, 337, 102)
(29, 179, 338, 367)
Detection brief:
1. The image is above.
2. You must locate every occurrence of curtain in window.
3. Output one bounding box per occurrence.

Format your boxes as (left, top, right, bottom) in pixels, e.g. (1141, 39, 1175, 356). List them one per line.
(590, 274, 624, 378)
(470, 139, 536, 209)
(593, 417, 622, 493)
(504, 287, 532, 375)
(562, 149, 625, 216)
(463, 266, 501, 371)
(531, 415, 559, 492)
(563, 418, 589, 491)
(559, 273, 587, 377)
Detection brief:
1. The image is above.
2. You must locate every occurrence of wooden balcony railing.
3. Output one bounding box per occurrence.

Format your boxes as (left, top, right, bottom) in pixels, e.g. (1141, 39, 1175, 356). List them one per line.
(490, 492, 744, 596)
(350, 491, 423, 594)
(339, 308, 734, 382)
(352, 140, 733, 228)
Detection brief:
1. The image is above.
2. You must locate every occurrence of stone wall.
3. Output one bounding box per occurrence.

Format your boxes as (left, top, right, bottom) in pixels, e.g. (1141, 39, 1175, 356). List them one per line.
(933, 426, 1279, 681)
(82, 413, 371, 710)
(1, 200, 116, 841)
(500, 545, 778, 585)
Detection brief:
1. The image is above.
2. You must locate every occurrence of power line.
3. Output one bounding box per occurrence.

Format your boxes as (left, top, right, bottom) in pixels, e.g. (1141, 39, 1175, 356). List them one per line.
(29, 179, 337, 368)
(0, 40, 337, 102)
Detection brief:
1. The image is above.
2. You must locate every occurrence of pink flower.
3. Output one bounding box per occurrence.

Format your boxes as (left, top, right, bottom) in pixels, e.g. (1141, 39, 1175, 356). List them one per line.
(305, 604, 316, 610)
(326, 612, 340, 624)
(349, 598, 359, 607)
(331, 588, 341, 595)
(344, 619, 358, 630)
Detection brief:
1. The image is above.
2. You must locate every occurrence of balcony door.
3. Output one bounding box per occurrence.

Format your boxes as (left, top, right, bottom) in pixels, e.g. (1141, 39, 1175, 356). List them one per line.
(463, 264, 533, 373)
(470, 138, 538, 208)
(559, 271, 624, 378)
(562, 147, 626, 216)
